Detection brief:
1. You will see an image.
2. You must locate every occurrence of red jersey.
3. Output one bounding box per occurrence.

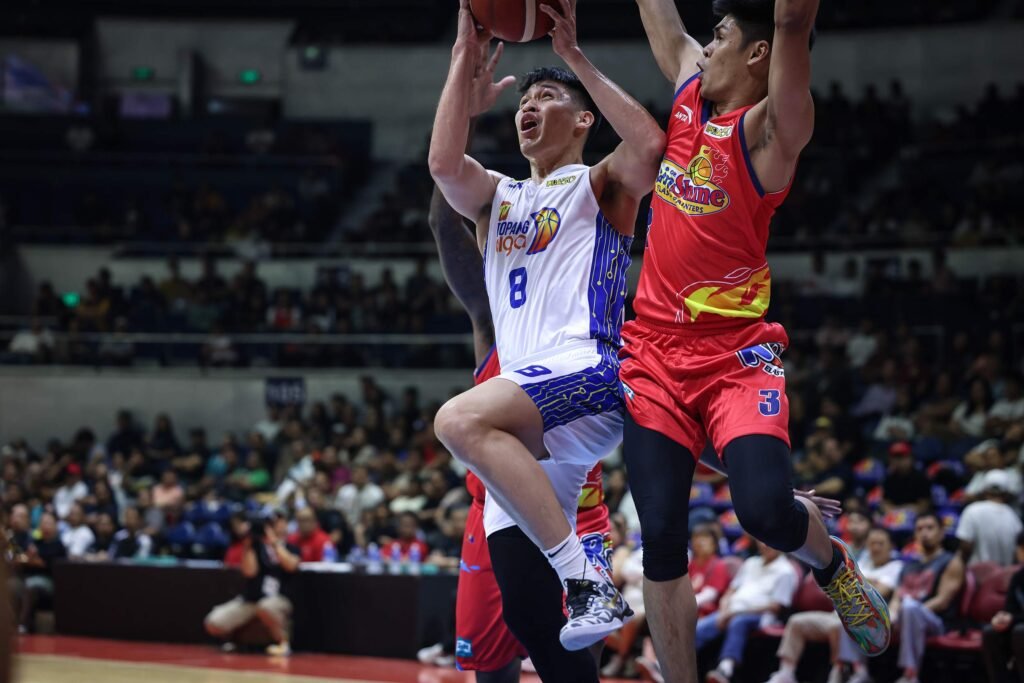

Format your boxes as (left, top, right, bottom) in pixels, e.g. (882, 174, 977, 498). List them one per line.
(688, 555, 732, 616)
(287, 528, 332, 563)
(635, 73, 791, 332)
(466, 346, 605, 520)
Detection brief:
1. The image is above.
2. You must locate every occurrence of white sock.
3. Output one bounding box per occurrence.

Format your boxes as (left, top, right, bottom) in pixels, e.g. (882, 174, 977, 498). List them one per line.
(780, 661, 797, 676)
(543, 531, 605, 585)
(718, 659, 735, 677)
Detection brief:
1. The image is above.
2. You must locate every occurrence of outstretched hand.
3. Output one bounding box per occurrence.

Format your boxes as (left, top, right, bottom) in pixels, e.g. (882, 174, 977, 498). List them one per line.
(794, 489, 842, 519)
(540, 0, 580, 60)
(469, 41, 517, 117)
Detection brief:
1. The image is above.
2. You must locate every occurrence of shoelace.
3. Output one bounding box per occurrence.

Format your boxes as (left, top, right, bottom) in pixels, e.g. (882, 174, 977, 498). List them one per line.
(824, 566, 875, 628)
(566, 580, 599, 618)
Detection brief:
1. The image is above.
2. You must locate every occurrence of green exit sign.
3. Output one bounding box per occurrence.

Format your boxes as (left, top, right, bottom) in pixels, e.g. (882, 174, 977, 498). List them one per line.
(239, 69, 262, 85)
(132, 66, 155, 81)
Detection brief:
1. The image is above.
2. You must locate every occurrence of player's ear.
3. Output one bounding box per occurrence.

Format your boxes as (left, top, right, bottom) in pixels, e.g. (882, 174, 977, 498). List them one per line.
(747, 39, 770, 67)
(576, 110, 595, 133)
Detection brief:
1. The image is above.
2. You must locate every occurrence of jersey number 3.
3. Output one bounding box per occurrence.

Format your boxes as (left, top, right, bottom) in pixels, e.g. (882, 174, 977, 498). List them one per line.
(758, 389, 781, 417)
(509, 267, 528, 309)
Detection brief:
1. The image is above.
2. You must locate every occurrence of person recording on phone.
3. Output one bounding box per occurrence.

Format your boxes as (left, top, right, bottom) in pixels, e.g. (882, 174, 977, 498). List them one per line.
(204, 512, 300, 656)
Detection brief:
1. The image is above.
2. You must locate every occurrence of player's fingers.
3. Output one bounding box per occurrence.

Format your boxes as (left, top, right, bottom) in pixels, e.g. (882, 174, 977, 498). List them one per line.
(495, 75, 517, 92)
(487, 41, 505, 72)
(558, 0, 573, 20)
(539, 4, 563, 25)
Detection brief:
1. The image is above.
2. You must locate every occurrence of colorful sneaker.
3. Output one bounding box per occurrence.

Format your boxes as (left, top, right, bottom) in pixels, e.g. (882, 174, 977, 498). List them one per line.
(558, 578, 633, 651)
(822, 537, 891, 656)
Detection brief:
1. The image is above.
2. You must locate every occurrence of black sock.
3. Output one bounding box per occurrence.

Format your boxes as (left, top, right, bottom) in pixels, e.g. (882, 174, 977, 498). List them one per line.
(813, 546, 843, 586)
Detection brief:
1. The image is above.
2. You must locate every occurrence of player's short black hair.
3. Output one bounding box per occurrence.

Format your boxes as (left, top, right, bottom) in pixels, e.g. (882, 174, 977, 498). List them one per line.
(519, 66, 603, 135)
(711, 0, 816, 51)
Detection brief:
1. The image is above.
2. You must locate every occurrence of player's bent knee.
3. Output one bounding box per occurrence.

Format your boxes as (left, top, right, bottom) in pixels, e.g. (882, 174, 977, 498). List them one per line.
(731, 491, 807, 552)
(725, 435, 808, 552)
(640, 538, 689, 582)
(433, 398, 486, 462)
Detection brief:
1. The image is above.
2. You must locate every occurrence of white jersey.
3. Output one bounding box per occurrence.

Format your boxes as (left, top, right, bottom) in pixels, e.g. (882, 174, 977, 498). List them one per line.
(484, 164, 632, 367)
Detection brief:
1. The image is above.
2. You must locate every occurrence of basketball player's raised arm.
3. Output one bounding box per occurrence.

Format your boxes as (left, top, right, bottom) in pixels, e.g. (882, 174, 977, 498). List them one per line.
(746, 0, 817, 193)
(543, 0, 666, 201)
(428, 0, 515, 223)
(634, 0, 704, 89)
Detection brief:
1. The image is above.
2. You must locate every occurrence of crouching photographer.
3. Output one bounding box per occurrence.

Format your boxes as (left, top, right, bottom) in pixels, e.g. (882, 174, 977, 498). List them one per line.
(205, 512, 300, 656)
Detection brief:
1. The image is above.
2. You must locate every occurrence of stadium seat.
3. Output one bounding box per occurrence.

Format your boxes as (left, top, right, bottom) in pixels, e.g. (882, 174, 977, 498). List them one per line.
(690, 482, 714, 508)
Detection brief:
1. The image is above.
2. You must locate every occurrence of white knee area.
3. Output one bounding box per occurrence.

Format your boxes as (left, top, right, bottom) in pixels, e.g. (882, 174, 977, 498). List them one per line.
(434, 397, 487, 467)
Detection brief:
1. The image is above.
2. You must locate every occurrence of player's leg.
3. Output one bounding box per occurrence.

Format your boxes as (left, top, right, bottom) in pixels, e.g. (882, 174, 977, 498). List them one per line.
(489, 526, 600, 683)
(454, 502, 526, 679)
(707, 326, 890, 657)
(724, 436, 890, 656)
(621, 411, 698, 683)
(438, 361, 630, 642)
(434, 378, 573, 551)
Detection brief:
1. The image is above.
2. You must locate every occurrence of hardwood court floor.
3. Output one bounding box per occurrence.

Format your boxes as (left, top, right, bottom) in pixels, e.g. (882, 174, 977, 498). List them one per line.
(15, 636, 635, 683)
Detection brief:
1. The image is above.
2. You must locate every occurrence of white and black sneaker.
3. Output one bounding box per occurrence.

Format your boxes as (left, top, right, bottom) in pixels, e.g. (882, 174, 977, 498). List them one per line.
(558, 578, 634, 651)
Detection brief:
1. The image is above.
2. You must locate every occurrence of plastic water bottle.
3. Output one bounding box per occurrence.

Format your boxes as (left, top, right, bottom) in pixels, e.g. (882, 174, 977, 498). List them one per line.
(322, 542, 337, 563)
(366, 543, 383, 575)
(347, 545, 364, 567)
(389, 543, 403, 574)
(408, 543, 422, 575)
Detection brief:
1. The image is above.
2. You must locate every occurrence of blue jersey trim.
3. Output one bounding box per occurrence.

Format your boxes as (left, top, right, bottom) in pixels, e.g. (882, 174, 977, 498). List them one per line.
(587, 212, 632, 349)
(673, 71, 702, 101)
(738, 110, 766, 197)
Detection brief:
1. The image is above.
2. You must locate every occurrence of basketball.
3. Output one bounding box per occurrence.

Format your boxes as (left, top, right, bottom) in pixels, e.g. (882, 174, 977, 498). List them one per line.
(470, 0, 558, 43)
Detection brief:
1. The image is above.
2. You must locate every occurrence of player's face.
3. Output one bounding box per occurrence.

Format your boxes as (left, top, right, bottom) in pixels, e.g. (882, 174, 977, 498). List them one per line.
(698, 16, 755, 102)
(515, 81, 587, 158)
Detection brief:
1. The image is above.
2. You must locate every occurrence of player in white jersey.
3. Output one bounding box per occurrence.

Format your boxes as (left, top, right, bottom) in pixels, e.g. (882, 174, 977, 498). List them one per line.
(429, 0, 665, 651)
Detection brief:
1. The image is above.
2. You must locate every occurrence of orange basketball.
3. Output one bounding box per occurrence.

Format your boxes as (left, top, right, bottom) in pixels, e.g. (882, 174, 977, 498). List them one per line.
(470, 0, 558, 43)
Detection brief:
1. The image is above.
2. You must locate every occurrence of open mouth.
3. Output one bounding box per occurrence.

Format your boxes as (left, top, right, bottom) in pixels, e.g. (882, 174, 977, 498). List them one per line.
(520, 115, 540, 137)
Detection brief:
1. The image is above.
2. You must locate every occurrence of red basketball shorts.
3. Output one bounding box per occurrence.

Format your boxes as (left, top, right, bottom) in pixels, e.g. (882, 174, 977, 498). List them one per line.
(618, 319, 791, 458)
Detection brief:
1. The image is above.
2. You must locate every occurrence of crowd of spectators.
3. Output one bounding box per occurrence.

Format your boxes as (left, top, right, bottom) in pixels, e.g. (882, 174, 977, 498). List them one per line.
(376, 79, 1024, 251)
(2, 304, 1023, 651)
(3, 257, 472, 368)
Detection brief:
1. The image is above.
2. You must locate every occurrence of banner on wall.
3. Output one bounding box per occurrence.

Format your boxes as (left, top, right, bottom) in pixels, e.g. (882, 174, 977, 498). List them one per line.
(265, 377, 306, 407)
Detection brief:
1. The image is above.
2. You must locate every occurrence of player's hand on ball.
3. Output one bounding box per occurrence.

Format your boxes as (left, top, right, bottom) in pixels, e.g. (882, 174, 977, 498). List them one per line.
(456, 0, 493, 52)
(540, 0, 579, 59)
(470, 41, 517, 117)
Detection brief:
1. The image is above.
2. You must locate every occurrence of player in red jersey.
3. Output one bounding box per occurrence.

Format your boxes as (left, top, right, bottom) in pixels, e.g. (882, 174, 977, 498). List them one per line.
(426, 39, 613, 683)
(622, 1, 891, 681)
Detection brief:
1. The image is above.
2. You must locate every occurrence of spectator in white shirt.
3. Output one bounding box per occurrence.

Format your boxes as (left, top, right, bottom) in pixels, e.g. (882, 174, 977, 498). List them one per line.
(5, 319, 54, 363)
(60, 503, 95, 559)
(765, 527, 903, 683)
(53, 463, 88, 520)
(957, 470, 1024, 566)
(697, 542, 798, 683)
(335, 464, 385, 528)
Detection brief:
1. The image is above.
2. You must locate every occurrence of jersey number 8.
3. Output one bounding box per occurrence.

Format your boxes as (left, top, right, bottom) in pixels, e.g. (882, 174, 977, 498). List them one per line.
(509, 267, 528, 309)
